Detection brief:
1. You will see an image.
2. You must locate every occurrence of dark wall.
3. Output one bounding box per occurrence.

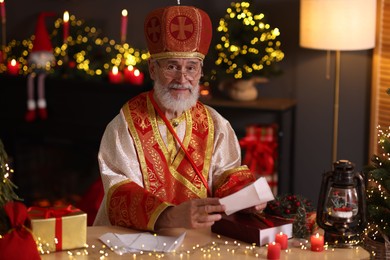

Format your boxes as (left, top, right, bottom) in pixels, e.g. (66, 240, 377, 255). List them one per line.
(2, 0, 372, 204)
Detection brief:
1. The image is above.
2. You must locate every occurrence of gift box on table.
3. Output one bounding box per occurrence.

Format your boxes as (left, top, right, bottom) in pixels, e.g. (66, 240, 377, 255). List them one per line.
(239, 124, 279, 194)
(211, 212, 293, 246)
(28, 205, 87, 252)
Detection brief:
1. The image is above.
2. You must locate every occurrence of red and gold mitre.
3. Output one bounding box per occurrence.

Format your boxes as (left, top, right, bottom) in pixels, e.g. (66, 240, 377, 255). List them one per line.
(144, 5, 212, 60)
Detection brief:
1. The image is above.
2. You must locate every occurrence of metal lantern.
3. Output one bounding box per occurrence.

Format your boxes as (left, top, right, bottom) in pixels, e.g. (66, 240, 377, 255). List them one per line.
(317, 160, 367, 248)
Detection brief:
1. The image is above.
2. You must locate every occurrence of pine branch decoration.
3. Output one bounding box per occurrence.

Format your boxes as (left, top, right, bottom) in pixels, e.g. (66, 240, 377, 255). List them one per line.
(0, 139, 22, 235)
(1, 15, 150, 82)
(264, 194, 315, 238)
(366, 129, 390, 238)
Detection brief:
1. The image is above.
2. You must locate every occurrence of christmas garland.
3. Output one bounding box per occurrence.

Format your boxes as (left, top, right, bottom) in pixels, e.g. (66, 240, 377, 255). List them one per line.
(1, 15, 150, 82)
(264, 194, 316, 239)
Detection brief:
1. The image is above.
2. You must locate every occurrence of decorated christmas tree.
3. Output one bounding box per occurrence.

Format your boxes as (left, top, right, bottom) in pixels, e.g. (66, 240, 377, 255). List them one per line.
(212, 1, 284, 81)
(0, 139, 22, 235)
(365, 127, 390, 241)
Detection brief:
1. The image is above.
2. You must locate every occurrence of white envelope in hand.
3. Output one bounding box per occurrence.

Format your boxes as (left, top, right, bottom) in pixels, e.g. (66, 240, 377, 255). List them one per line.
(219, 177, 274, 215)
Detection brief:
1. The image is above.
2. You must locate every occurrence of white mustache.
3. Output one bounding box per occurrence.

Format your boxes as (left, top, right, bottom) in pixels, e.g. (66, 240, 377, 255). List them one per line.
(169, 84, 191, 90)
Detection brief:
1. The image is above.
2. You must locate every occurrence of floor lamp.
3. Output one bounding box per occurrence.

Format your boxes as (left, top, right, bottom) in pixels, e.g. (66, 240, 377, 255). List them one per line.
(299, 0, 376, 163)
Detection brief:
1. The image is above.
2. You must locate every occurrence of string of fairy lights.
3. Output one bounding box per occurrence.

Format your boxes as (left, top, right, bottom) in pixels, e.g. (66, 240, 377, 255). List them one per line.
(364, 125, 390, 257)
(0, 14, 149, 79)
(214, 1, 284, 80)
(1, 1, 284, 84)
(36, 233, 358, 258)
(377, 126, 390, 159)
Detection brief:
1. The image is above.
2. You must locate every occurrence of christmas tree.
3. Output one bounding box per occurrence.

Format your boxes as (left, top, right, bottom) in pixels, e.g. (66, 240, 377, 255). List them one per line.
(212, 1, 284, 81)
(0, 139, 22, 235)
(365, 127, 390, 241)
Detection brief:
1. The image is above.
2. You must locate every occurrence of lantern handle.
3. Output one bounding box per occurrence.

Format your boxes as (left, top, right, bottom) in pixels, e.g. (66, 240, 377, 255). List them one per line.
(354, 171, 367, 228)
(316, 170, 334, 231)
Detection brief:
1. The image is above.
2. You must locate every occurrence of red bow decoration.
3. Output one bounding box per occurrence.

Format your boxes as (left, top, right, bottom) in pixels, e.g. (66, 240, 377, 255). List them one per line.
(239, 125, 278, 176)
(27, 204, 80, 219)
(0, 202, 41, 259)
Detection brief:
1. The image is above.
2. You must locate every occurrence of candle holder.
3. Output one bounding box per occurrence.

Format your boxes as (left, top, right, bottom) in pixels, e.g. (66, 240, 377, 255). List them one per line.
(316, 160, 366, 248)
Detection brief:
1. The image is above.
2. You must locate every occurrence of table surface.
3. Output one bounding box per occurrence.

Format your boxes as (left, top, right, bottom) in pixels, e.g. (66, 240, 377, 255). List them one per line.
(40, 226, 370, 259)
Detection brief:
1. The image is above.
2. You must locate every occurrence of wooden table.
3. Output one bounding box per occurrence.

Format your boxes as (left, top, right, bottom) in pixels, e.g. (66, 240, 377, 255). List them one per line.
(41, 226, 370, 259)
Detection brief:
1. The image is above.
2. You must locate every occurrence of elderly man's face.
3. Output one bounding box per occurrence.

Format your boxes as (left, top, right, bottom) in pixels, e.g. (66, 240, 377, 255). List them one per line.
(150, 58, 202, 113)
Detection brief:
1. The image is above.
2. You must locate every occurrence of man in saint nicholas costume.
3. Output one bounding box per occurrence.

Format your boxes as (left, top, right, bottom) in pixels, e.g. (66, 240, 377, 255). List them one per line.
(94, 5, 267, 231)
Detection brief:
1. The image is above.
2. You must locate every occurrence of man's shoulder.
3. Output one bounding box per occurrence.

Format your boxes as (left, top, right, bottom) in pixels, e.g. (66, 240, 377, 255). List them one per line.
(122, 91, 150, 107)
(196, 102, 229, 123)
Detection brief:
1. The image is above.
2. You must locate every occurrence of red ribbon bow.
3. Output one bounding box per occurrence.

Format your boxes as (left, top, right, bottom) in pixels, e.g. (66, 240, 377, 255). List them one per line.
(28, 205, 79, 219)
(239, 130, 277, 176)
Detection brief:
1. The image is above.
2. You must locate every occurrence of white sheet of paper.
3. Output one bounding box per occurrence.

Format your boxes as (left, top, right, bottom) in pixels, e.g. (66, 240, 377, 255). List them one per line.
(219, 177, 275, 215)
(99, 232, 186, 254)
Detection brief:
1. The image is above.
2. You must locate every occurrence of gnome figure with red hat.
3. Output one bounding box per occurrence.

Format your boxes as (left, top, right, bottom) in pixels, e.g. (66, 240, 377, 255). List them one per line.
(25, 12, 56, 122)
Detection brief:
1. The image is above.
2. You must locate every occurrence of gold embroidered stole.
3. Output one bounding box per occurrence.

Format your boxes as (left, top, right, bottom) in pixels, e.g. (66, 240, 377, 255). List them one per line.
(122, 92, 214, 203)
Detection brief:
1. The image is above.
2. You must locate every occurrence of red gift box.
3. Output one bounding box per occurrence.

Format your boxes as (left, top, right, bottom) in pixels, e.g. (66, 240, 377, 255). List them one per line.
(239, 124, 278, 193)
(239, 124, 278, 175)
(212, 212, 293, 246)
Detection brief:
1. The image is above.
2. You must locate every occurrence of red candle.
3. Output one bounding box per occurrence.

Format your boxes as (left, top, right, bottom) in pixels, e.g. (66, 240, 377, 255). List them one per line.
(0, 0, 5, 48)
(124, 66, 144, 85)
(63, 11, 69, 43)
(108, 66, 123, 84)
(267, 242, 281, 260)
(120, 9, 128, 44)
(0, 0, 5, 23)
(7, 59, 19, 75)
(310, 233, 324, 252)
(130, 69, 144, 85)
(275, 232, 288, 250)
(124, 65, 134, 82)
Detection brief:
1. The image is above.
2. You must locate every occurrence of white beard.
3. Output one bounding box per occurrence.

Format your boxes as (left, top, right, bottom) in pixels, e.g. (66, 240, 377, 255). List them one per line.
(153, 81, 200, 114)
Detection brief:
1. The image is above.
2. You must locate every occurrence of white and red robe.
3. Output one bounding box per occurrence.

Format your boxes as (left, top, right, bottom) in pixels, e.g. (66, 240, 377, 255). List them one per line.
(94, 92, 254, 230)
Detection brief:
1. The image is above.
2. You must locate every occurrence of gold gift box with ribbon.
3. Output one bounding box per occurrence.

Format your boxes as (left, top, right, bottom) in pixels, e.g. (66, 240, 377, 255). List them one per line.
(28, 205, 87, 252)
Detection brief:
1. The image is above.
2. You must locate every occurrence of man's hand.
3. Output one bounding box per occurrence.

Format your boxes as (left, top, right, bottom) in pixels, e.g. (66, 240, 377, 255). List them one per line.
(240, 202, 268, 214)
(253, 202, 267, 212)
(155, 198, 226, 230)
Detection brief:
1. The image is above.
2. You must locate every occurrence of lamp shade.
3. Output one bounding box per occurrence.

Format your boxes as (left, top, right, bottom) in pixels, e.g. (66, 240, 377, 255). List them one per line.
(300, 0, 376, 51)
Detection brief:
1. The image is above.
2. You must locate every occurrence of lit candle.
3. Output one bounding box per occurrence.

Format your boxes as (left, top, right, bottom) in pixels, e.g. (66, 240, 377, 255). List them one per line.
(124, 65, 134, 82)
(63, 11, 69, 43)
(120, 9, 128, 44)
(0, 0, 6, 47)
(310, 233, 324, 252)
(7, 59, 19, 75)
(0, 0, 5, 22)
(267, 242, 281, 260)
(275, 232, 288, 250)
(108, 66, 122, 84)
(124, 66, 144, 85)
(130, 69, 144, 85)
